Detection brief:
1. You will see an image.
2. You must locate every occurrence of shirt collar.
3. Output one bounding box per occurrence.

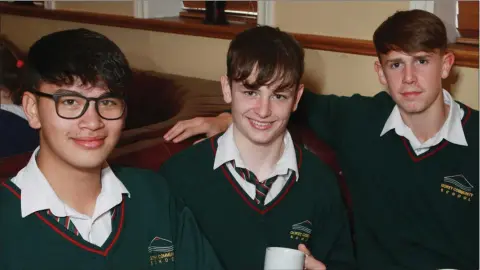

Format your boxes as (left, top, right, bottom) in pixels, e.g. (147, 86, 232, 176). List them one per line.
(11, 147, 130, 218)
(380, 89, 468, 147)
(213, 124, 299, 181)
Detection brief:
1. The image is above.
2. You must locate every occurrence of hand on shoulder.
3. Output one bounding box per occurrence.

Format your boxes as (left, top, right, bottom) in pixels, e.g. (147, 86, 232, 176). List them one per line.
(163, 112, 232, 143)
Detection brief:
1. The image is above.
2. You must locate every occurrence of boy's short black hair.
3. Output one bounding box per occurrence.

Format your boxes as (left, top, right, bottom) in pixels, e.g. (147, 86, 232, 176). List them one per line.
(17, 28, 132, 103)
(227, 26, 304, 91)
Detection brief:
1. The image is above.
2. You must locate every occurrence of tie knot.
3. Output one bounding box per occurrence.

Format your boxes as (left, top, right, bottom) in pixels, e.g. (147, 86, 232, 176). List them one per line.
(232, 161, 278, 205)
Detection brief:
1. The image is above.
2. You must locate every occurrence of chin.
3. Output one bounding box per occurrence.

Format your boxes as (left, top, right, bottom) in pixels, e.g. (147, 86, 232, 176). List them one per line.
(68, 157, 107, 170)
(246, 131, 281, 146)
(65, 150, 110, 169)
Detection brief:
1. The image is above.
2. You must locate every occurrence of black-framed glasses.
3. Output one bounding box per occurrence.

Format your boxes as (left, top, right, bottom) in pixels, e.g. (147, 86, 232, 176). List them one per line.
(31, 90, 126, 120)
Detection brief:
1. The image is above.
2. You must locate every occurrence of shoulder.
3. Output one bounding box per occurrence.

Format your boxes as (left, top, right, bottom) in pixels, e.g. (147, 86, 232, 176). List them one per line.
(0, 110, 31, 129)
(458, 102, 479, 148)
(159, 138, 215, 177)
(0, 180, 22, 220)
(297, 145, 337, 183)
(349, 91, 396, 112)
(111, 166, 171, 200)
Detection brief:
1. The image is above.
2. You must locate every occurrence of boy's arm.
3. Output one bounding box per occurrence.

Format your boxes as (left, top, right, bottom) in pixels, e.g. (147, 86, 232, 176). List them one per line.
(292, 90, 349, 148)
(163, 90, 349, 148)
(159, 162, 224, 270)
(170, 196, 224, 270)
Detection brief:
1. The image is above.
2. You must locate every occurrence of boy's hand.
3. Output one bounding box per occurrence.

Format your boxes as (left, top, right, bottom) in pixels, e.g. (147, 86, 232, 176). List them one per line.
(298, 244, 327, 270)
(163, 112, 232, 143)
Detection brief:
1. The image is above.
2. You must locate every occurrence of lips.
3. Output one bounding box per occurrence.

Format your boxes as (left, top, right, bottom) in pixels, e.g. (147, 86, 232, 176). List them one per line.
(248, 118, 274, 130)
(401, 92, 422, 98)
(72, 137, 105, 149)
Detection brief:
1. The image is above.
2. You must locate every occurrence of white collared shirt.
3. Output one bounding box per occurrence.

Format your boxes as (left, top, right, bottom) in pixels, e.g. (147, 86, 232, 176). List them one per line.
(213, 125, 299, 205)
(380, 90, 468, 155)
(11, 147, 130, 247)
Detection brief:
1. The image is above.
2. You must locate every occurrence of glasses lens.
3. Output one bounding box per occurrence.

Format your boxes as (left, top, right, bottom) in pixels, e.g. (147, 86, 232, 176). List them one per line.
(56, 95, 87, 118)
(97, 97, 125, 119)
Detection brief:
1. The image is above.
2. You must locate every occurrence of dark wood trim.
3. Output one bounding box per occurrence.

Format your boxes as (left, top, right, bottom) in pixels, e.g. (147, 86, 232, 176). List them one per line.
(0, 3, 477, 68)
(449, 43, 480, 69)
(293, 33, 479, 68)
(293, 33, 376, 57)
(458, 1, 479, 39)
(179, 10, 256, 25)
(183, 1, 257, 13)
(0, 3, 251, 40)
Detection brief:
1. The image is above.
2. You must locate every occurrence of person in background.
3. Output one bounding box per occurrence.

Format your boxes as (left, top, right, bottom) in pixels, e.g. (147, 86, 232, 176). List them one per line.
(0, 37, 39, 158)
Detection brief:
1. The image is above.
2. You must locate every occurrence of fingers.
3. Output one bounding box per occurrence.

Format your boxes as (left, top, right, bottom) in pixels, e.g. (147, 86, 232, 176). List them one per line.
(163, 118, 206, 143)
(193, 137, 207, 145)
(298, 244, 326, 270)
(298, 244, 311, 256)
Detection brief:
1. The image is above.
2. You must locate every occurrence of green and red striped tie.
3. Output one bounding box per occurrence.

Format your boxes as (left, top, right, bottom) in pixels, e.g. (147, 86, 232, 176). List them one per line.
(231, 161, 277, 205)
(45, 208, 117, 236)
(46, 209, 79, 236)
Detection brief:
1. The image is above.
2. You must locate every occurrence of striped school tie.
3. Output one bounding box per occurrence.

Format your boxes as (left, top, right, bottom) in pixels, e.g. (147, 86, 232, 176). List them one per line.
(231, 161, 277, 205)
(46, 209, 80, 236)
(46, 208, 117, 236)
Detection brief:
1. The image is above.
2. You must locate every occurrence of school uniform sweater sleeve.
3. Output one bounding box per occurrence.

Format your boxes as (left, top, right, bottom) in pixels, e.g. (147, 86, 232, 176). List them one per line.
(170, 196, 224, 270)
(308, 165, 356, 270)
(294, 90, 354, 148)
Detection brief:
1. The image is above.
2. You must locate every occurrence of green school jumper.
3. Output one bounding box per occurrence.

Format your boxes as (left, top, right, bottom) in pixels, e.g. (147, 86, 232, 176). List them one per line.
(296, 90, 479, 270)
(0, 167, 223, 270)
(159, 137, 356, 270)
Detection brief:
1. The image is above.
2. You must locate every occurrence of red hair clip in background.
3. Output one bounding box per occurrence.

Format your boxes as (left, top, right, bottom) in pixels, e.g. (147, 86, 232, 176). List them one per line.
(16, 60, 24, 68)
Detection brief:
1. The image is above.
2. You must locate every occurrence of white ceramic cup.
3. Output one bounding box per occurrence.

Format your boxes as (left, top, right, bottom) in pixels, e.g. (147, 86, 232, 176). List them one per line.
(264, 247, 305, 270)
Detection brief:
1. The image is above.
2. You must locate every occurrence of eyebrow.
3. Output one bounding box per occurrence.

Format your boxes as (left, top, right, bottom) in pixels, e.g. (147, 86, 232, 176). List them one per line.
(53, 89, 114, 98)
(385, 53, 433, 63)
(273, 88, 294, 94)
(53, 89, 80, 95)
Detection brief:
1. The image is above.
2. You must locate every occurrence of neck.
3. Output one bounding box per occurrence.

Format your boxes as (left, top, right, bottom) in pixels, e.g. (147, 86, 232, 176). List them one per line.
(233, 127, 284, 180)
(0, 90, 13, 104)
(37, 146, 102, 217)
(400, 92, 449, 143)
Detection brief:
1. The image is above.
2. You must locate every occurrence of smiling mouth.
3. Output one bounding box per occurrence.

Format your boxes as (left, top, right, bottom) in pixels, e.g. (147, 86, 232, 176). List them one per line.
(248, 119, 274, 130)
(72, 137, 106, 149)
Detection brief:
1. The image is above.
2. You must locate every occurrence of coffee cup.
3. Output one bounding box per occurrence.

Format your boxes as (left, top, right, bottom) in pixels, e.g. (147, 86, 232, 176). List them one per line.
(264, 247, 305, 270)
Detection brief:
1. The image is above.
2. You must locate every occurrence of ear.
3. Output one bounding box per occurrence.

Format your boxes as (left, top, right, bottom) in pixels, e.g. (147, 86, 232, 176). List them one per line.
(374, 60, 388, 86)
(220, 75, 232, 104)
(441, 51, 455, 79)
(292, 84, 304, 112)
(22, 92, 41, 129)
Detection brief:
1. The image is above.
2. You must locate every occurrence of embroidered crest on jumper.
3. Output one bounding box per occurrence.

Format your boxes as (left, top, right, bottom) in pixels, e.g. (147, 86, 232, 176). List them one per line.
(148, 236, 175, 266)
(440, 174, 475, 202)
(289, 220, 312, 243)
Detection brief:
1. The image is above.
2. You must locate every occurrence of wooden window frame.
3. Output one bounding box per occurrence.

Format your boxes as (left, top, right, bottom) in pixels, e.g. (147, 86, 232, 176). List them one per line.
(180, 1, 257, 25)
(457, 1, 479, 45)
(0, 2, 477, 68)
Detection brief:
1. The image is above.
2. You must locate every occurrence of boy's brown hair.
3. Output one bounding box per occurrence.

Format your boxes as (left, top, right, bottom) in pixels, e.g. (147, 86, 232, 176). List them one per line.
(226, 26, 304, 91)
(373, 9, 448, 58)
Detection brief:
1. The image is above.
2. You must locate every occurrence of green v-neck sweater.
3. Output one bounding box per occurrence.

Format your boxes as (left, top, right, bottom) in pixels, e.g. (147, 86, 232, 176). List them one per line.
(295, 90, 479, 270)
(159, 137, 356, 270)
(0, 167, 223, 270)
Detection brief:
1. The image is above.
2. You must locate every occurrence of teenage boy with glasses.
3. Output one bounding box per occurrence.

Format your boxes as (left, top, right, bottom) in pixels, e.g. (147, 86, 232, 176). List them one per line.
(0, 28, 223, 270)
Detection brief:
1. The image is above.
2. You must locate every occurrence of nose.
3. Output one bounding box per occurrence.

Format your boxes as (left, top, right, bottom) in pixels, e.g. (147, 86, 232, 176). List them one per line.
(78, 101, 104, 130)
(254, 96, 272, 118)
(402, 63, 417, 84)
